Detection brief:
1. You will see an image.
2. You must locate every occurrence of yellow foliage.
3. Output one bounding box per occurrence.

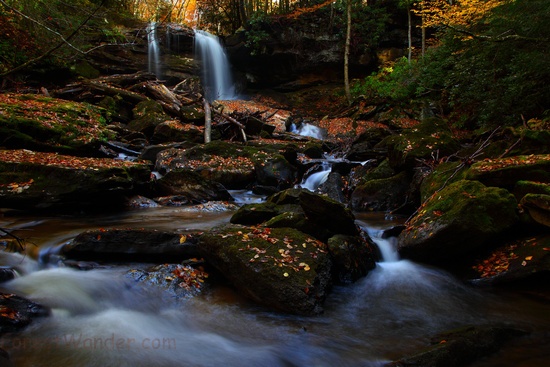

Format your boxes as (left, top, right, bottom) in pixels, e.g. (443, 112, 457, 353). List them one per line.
(414, 0, 510, 28)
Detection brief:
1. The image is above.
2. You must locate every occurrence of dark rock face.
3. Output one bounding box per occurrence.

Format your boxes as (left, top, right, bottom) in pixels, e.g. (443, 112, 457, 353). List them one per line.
(62, 229, 200, 262)
(198, 226, 332, 315)
(0, 293, 50, 334)
(327, 234, 377, 283)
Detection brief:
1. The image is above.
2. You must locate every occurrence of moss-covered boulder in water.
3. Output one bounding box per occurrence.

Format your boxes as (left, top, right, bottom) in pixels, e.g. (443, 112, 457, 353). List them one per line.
(327, 234, 377, 283)
(398, 180, 519, 265)
(198, 226, 332, 315)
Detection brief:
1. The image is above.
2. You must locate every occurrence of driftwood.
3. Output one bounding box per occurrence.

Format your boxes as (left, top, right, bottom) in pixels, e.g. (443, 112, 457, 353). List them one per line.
(203, 98, 212, 143)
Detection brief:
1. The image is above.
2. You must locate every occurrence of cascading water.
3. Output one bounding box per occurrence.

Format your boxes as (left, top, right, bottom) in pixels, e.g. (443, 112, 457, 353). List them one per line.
(289, 122, 326, 140)
(300, 162, 331, 192)
(147, 22, 161, 78)
(194, 30, 237, 102)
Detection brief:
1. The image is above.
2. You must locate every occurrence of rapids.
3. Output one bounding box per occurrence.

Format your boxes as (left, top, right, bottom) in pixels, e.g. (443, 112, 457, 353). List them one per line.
(0, 207, 549, 366)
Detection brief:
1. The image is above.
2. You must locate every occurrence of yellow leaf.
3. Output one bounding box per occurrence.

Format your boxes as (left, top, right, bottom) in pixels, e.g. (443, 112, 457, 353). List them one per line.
(179, 235, 187, 244)
(525, 256, 533, 261)
(283, 272, 289, 277)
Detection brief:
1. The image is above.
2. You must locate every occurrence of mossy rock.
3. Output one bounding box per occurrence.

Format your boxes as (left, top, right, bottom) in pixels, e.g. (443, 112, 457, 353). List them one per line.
(198, 225, 332, 315)
(231, 188, 358, 242)
(465, 154, 550, 189)
(254, 155, 297, 189)
(0, 94, 113, 154)
(350, 171, 411, 212)
(0, 151, 151, 212)
(126, 100, 170, 137)
(375, 118, 460, 169)
(398, 180, 519, 265)
(513, 181, 550, 201)
(350, 158, 396, 188)
(152, 120, 203, 144)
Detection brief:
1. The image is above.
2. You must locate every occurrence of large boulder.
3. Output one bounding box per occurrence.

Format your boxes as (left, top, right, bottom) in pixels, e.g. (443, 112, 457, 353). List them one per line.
(350, 171, 411, 212)
(198, 225, 332, 315)
(61, 229, 200, 262)
(398, 180, 519, 265)
(0, 94, 115, 155)
(0, 150, 151, 212)
(231, 188, 359, 242)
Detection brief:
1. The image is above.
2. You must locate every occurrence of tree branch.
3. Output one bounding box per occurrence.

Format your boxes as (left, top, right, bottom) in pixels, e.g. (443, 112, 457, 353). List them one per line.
(0, 0, 108, 77)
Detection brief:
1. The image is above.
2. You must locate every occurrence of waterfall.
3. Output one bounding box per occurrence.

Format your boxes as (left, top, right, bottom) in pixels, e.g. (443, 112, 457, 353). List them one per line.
(147, 22, 161, 78)
(194, 30, 237, 102)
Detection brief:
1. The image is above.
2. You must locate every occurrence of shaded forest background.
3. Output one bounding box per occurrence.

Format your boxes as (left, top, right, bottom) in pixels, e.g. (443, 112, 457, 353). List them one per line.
(0, 0, 549, 131)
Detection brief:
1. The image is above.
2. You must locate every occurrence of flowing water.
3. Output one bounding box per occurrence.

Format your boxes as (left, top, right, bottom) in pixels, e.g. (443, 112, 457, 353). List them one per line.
(1, 207, 549, 366)
(147, 22, 161, 78)
(194, 30, 237, 102)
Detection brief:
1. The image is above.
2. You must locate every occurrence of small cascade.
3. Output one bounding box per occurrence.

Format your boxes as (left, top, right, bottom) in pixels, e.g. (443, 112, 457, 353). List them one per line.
(147, 22, 161, 78)
(194, 30, 237, 102)
(289, 122, 326, 140)
(300, 162, 331, 192)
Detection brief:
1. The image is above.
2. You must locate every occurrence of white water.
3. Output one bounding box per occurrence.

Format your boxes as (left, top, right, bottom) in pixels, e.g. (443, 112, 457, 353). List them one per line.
(194, 30, 237, 102)
(147, 22, 161, 78)
(289, 122, 325, 140)
(300, 163, 331, 192)
(1, 209, 549, 366)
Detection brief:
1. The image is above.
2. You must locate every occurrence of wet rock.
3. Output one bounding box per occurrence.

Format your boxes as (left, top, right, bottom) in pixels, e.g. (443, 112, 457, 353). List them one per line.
(62, 229, 200, 263)
(345, 127, 392, 162)
(254, 155, 297, 190)
(0, 293, 50, 333)
(398, 180, 519, 266)
(126, 195, 159, 208)
(327, 234, 377, 283)
(318, 172, 347, 204)
(231, 188, 359, 242)
(198, 225, 332, 315)
(386, 325, 527, 367)
(126, 263, 209, 300)
(152, 169, 234, 204)
(0, 268, 18, 283)
(469, 234, 550, 285)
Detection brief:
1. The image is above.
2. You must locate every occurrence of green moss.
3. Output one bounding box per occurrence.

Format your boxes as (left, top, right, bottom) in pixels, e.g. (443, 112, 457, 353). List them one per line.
(420, 161, 466, 201)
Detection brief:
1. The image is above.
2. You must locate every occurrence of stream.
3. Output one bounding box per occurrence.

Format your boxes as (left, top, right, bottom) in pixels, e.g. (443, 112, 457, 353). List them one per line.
(1, 199, 549, 366)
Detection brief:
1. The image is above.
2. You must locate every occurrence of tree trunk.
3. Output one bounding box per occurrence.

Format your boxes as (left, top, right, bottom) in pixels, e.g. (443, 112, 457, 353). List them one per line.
(344, 0, 352, 105)
(407, 5, 412, 63)
(203, 98, 212, 143)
